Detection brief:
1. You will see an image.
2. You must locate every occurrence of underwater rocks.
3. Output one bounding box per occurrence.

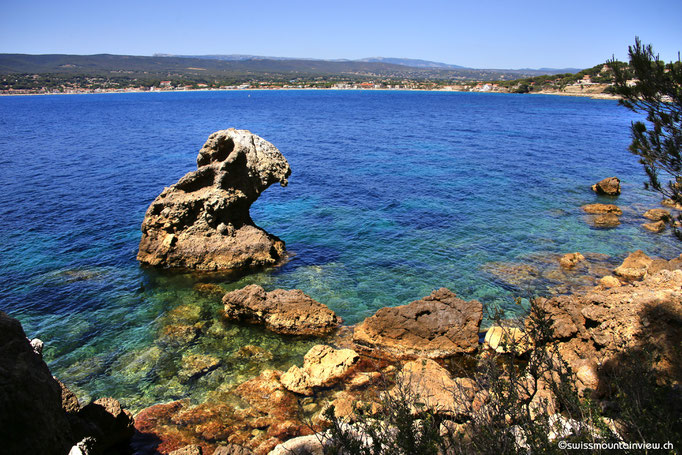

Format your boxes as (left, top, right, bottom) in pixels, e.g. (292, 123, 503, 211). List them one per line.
(0, 311, 134, 455)
(280, 345, 359, 395)
(134, 369, 310, 454)
(559, 252, 585, 270)
(591, 176, 621, 196)
(582, 203, 623, 228)
(353, 288, 482, 360)
(222, 285, 341, 336)
(137, 129, 291, 271)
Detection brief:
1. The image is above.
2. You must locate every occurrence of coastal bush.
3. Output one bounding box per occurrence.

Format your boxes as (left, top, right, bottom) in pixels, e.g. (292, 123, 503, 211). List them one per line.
(610, 38, 682, 239)
(316, 297, 682, 454)
(319, 303, 620, 455)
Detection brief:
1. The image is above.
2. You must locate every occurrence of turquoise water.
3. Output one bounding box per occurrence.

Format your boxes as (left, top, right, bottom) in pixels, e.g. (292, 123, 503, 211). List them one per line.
(0, 90, 678, 410)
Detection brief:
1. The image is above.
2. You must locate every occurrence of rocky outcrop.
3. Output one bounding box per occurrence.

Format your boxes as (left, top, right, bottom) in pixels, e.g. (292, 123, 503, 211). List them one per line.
(353, 288, 483, 359)
(0, 311, 134, 454)
(662, 198, 682, 210)
(393, 358, 479, 417)
(613, 250, 682, 282)
(591, 177, 620, 196)
(531, 268, 682, 387)
(582, 204, 622, 228)
(280, 345, 359, 395)
(137, 129, 291, 271)
(223, 285, 340, 336)
(0, 311, 74, 454)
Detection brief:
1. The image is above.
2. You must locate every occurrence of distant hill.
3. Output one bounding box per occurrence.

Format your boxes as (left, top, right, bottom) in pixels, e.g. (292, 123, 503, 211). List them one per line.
(0, 53, 580, 82)
(355, 57, 467, 69)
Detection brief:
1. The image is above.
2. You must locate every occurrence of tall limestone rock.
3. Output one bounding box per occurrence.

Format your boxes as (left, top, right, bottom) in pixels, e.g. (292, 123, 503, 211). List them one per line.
(137, 129, 291, 271)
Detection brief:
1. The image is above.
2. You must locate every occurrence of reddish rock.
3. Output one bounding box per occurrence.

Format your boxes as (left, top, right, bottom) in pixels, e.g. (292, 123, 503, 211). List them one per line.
(591, 177, 621, 196)
(137, 129, 291, 271)
(223, 285, 340, 336)
(613, 250, 654, 281)
(353, 288, 483, 359)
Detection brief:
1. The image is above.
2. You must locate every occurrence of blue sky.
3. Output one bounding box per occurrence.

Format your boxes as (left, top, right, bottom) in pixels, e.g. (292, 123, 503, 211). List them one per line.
(1, 0, 680, 69)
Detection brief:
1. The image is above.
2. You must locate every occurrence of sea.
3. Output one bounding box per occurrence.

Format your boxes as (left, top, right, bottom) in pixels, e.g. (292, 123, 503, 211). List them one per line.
(0, 89, 679, 411)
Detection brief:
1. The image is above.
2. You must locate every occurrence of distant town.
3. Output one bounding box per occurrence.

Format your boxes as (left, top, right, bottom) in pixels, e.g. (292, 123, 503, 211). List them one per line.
(0, 53, 625, 98)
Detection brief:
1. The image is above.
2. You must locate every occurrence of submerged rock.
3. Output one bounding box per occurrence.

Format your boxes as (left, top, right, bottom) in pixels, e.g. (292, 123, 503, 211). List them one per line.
(559, 252, 585, 270)
(137, 129, 291, 271)
(353, 288, 482, 359)
(222, 285, 340, 336)
(582, 203, 622, 215)
(591, 177, 620, 196)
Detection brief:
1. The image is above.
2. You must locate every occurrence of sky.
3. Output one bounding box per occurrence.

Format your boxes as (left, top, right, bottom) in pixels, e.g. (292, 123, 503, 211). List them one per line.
(1, 0, 680, 69)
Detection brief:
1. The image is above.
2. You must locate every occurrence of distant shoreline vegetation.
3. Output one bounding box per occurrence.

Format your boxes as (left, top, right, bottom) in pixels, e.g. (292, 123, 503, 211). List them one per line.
(0, 52, 620, 98)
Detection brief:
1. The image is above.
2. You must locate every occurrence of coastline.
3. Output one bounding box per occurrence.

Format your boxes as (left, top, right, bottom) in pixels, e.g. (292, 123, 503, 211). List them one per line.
(0, 86, 620, 101)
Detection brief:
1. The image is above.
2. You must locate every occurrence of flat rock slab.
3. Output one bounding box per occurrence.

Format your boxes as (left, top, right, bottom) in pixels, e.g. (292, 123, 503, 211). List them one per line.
(352, 288, 482, 359)
(280, 345, 359, 395)
(223, 284, 340, 336)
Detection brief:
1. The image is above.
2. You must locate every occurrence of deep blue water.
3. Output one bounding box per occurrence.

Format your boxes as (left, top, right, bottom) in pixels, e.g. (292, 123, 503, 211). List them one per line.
(0, 90, 679, 409)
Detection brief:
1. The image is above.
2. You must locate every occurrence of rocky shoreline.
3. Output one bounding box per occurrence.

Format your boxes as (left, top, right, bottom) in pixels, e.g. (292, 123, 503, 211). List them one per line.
(4, 248, 680, 454)
(4, 130, 681, 453)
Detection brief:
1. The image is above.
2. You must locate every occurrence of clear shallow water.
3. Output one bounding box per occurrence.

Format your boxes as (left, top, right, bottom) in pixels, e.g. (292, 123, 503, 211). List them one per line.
(0, 90, 679, 410)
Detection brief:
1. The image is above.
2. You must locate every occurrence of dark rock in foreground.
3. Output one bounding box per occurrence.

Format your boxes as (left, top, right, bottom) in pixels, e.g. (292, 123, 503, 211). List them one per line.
(352, 288, 483, 359)
(0, 311, 134, 454)
(223, 284, 341, 336)
(0, 311, 74, 454)
(137, 129, 291, 271)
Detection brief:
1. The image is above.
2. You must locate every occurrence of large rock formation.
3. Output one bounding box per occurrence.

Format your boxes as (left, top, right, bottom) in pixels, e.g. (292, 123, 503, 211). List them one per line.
(222, 285, 341, 336)
(353, 288, 483, 359)
(137, 129, 291, 271)
(0, 311, 134, 454)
